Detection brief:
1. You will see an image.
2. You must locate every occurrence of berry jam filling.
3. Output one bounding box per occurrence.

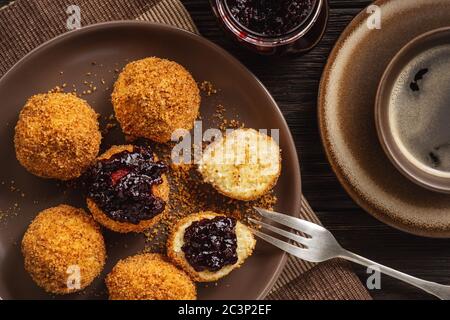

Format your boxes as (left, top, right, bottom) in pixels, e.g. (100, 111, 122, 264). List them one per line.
(226, 0, 316, 37)
(84, 146, 168, 224)
(182, 216, 238, 272)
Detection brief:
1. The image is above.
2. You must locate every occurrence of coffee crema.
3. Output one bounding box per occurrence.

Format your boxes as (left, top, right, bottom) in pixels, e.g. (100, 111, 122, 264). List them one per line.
(389, 44, 450, 174)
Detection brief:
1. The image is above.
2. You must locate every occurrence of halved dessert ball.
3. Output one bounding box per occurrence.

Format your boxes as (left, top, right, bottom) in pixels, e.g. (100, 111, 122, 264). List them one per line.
(167, 212, 256, 282)
(198, 128, 281, 201)
(21, 205, 106, 294)
(85, 145, 169, 233)
(14, 93, 101, 180)
(112, 57, 200, 143)
(106, 253, 196, 300)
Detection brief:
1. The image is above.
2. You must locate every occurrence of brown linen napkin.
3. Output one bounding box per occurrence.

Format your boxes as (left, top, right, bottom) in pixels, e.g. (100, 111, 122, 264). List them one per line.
(0, 0, 371, 300)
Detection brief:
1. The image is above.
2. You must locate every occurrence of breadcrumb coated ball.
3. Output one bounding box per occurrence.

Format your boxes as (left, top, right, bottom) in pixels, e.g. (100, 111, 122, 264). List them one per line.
(112, 57, 200, 143)
(14, 93, 101, 180)
(86, 145, 170, 233)
(106, 253, 196, 300)
(21, 205, 106, 295)
(167, 212, 256, 282)
(198, 128, 281, 201)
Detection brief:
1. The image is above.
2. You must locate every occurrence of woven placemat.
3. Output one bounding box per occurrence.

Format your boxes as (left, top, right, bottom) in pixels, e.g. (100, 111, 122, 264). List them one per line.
(0, 0, 371, 300)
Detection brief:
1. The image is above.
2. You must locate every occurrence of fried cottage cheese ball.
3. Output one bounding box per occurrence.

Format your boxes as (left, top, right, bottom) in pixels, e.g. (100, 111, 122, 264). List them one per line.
(86, 145, 170, 233)
(21, 205, 106, 294)
(198, 128, 281, 201)
(167, 212, 256, 282)
(106, 253, 196, 300)
(112, 57, 200, 143)
(14, 93, 101, 180)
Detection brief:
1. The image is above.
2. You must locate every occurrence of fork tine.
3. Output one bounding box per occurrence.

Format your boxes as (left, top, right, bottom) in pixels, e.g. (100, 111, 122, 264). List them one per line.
(252, 229, 313, 262)
(254, 207, 325, 236)
(248, 217, 310, 247)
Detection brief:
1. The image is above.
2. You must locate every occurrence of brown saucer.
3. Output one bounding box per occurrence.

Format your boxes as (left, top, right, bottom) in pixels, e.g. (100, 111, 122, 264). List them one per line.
(319, 0, 450, 238)
(0, 22, 302, 299)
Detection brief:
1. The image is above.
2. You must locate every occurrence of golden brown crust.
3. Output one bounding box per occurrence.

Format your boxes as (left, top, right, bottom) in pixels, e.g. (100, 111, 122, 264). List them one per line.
(21, 205, 106, 295)
(212, 169, 281, 202)
(167, 212, 256, 282)
(14, 93, 101, 180)
(198, 128, 281, 201)
(106, 253, 196, 300)
(86, 145, 169, 233)
(112, 57, 200, 143)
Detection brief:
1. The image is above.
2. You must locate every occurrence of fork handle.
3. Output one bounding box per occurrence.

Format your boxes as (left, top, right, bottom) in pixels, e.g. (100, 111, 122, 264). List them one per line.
(340, 250, 450, 300)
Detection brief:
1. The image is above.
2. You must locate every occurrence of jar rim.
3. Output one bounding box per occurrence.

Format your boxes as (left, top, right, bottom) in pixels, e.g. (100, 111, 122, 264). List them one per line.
(215, 0, 324, 47)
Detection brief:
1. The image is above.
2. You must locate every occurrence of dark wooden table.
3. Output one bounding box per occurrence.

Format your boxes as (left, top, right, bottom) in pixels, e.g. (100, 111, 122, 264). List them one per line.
(2, 0, 450, 300)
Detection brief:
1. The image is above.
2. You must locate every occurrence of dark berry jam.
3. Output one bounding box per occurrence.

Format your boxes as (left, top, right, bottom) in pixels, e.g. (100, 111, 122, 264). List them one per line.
(226, 0, 316, 37)
(84, 146, 168, 224)
(182, 216, 238, 272)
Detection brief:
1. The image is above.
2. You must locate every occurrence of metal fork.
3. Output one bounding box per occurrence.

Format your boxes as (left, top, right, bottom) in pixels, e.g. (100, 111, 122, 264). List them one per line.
(251, 207, 450, 300)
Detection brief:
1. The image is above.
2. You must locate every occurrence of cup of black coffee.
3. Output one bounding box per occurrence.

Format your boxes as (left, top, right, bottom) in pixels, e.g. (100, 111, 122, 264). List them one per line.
(376, 27, 450, 193)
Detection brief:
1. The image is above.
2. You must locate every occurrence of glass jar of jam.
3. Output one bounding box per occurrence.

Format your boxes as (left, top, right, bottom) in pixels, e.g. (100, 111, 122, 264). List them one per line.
(210, 0, 329, 55)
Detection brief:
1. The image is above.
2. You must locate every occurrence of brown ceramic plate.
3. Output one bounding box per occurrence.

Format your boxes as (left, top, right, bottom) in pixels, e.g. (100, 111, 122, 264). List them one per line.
(319, 0, 450, 238)
(0, 21, 302, 299)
